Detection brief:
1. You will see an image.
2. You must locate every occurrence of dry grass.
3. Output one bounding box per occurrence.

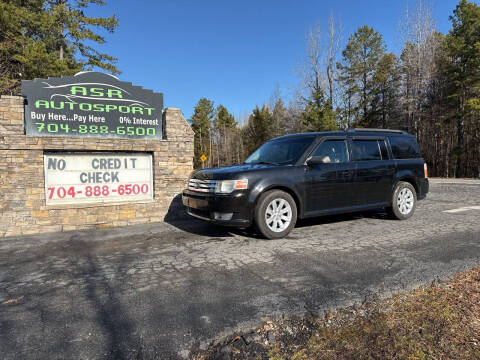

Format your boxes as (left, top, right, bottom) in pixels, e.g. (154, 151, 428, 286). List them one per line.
(269, 267, 480, 360)
(194, 267, 480, 360)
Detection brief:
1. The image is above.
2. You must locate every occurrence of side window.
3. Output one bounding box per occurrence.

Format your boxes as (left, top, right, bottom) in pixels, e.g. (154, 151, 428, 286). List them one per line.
(389, 136, 421, 159)
(352, 140, 381, 161)
(379, 140, 389, 159)
(313, 140, 348, 163)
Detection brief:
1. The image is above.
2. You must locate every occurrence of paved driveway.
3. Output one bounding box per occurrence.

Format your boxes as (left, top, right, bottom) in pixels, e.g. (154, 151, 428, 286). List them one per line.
(1, 179, 480, 359)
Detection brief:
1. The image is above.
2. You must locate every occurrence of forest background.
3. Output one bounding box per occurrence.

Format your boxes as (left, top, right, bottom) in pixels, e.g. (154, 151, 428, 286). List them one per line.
(1, 0, 479, 177)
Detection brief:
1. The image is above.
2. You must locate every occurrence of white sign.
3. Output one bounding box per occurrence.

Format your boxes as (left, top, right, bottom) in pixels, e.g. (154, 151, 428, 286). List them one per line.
(44, 153, 153, 205)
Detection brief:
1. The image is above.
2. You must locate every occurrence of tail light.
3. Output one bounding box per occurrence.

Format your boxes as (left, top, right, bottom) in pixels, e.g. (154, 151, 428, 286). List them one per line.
(424, 163, 428, 178)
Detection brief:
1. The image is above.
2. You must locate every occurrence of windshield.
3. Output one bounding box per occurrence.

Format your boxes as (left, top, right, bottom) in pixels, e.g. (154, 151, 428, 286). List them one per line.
(244, 136, 315, 165)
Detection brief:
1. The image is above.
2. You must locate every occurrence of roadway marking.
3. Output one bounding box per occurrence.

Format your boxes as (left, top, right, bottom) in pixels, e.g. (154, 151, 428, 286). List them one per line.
(443, 206, 480, 213)
(434, 182, 480, 186)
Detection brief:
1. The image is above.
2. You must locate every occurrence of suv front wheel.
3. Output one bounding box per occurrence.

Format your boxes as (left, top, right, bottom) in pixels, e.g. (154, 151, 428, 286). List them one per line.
(255, 190, 297, 239)
(387, 181, 417, 220)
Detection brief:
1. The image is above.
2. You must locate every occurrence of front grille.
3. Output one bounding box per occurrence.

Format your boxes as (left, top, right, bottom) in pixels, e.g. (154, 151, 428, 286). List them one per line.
(188, 178, 216, 193)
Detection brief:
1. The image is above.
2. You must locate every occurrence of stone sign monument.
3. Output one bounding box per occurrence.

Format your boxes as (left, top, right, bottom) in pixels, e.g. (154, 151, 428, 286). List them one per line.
(0, 72, 194, 237)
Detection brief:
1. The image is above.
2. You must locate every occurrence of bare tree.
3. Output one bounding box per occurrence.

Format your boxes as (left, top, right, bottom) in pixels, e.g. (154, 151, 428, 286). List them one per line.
(325, 13, 343, 109)
(296, 22, 327, 105)
(399, 0, 438, 135)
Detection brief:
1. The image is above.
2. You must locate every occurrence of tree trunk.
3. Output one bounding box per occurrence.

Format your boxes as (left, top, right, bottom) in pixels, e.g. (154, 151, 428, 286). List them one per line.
(455, 90, 465, 178)
(327, 64, 333, 109)
(217, 131, 220, 167)
(455, 117, 464, 178)
(363, 72, 367, 122)
(209, 134, 212, 168)
(58, 0, 65, 61)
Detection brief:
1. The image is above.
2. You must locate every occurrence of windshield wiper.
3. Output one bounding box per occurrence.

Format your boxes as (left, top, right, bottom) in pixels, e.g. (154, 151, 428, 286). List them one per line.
(250, 161, 280, 166)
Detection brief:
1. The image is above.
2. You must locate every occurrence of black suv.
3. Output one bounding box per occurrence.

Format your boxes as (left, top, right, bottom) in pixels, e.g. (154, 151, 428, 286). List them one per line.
(182, 129, 429, 239)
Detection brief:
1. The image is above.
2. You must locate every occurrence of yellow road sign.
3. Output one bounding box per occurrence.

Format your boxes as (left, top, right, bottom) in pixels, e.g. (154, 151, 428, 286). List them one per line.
(200, 154, 207, 162)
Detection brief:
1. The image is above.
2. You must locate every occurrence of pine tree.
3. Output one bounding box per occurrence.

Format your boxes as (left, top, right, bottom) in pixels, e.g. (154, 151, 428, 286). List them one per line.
(213, 104, 236, 166)
(214, 104, 236, 130)
(243, 105, 274, 156)
(444, 0, 480, 177)
(190, 98, 215, 168)
(272, 98, 288, 136)
(302, 88, 338, 131)
(45, 0, 119, 72)
(0, 0, 119, 95)
(337, 25, 386, 127)
(373, 52, 401, 128)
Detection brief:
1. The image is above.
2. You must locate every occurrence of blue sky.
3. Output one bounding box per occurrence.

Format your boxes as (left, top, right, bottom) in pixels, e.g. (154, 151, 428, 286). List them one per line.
(90, 0, 462, 119)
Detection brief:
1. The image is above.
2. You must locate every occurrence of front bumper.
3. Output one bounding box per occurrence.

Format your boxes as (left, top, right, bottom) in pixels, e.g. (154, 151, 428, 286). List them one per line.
(182, 189, 252, 227)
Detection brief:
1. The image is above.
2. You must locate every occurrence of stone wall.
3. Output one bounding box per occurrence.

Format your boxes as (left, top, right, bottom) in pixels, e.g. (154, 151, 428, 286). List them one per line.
(0, 95, 194, 237)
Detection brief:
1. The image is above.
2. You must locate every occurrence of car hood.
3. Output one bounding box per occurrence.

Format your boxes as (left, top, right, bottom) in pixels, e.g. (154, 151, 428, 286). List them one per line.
(191, 163, 279, 180)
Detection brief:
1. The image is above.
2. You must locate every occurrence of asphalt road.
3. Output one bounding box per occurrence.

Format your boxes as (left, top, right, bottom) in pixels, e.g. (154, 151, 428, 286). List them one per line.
(1, 179, 480, 359)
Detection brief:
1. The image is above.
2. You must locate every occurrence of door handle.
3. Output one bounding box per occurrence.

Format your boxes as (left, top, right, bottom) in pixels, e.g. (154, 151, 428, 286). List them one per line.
(342, 170, 354, 176)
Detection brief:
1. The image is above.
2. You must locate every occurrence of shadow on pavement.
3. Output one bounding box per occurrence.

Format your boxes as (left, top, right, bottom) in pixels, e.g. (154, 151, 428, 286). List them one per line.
(165, 217, 262, 239)
(296, 208, 392, 229)
(164, 194, 262, 239)
(165, 194, 392, 240)
(65, 235, 145, 359)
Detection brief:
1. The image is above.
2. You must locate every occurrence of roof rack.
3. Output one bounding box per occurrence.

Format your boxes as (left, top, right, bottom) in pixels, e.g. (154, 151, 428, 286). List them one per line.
(346, 128, 406, 134)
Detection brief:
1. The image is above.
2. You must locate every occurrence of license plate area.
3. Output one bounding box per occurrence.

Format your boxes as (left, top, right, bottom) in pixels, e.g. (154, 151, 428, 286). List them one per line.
(183, 196, 209, 210)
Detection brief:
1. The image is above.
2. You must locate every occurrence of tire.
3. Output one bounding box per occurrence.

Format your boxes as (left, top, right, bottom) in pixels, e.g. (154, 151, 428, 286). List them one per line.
(387, 181, 417, 220)
(254, 190, 297, 239)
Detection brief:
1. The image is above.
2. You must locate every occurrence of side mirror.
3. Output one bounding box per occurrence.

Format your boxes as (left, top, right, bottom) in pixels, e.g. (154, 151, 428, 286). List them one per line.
(306, 156, 331, 165)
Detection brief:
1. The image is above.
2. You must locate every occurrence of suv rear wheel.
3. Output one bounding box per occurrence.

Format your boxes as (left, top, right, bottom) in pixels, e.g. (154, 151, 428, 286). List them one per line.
(387, 181, 417, 220)
(255, 190, 297, 239)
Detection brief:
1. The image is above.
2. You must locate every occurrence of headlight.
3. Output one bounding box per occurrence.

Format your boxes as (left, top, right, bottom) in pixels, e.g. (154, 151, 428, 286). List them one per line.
(215, 179, 248, 194)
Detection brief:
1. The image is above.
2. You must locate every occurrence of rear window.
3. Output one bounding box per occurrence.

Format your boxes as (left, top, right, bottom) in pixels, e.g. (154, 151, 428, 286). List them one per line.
(351, 140, 382, 161)
(389, 136, 421, 159)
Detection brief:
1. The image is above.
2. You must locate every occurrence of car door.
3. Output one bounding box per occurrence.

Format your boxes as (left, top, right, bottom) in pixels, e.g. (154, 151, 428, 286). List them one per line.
(348, 137, 395, 206)
(304, 137, 356, 214)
